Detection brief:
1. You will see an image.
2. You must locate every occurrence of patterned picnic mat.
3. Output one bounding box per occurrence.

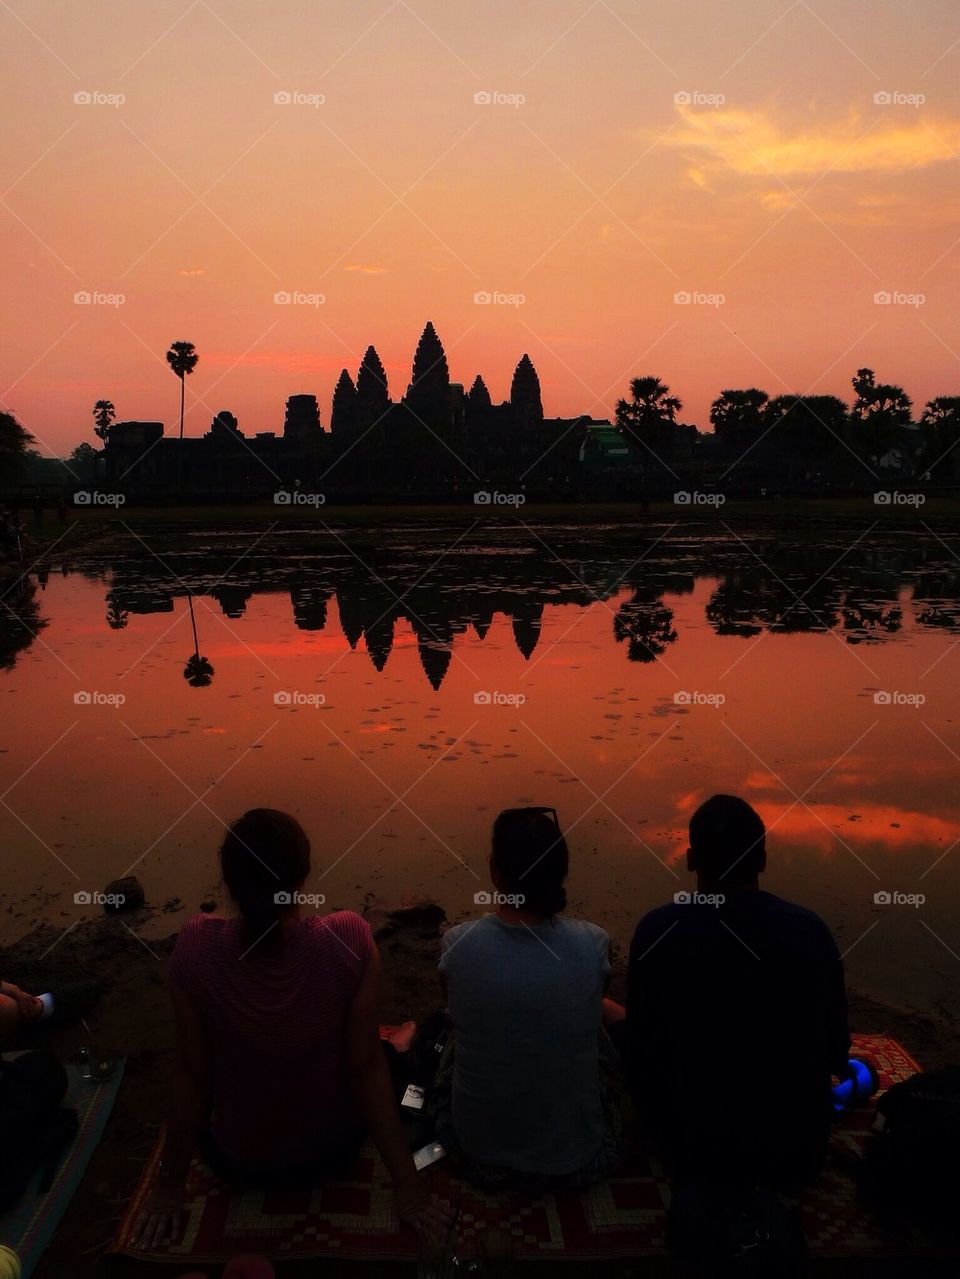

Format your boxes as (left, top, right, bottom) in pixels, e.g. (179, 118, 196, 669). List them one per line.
(113, 1035, 923, 1264)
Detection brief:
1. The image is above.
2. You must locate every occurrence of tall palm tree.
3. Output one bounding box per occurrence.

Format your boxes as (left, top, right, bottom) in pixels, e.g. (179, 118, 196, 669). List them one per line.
(615, 376, 682, 459)
(165, 341, 199, 440)
(92, 399, 116, 441)
(851, 368, 912, 469)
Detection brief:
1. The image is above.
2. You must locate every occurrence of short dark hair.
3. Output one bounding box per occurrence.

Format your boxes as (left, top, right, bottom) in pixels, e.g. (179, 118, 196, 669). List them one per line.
(491, 808, 569, 916)
(688, 794, 765, 883)
(220, 809, 311, 947)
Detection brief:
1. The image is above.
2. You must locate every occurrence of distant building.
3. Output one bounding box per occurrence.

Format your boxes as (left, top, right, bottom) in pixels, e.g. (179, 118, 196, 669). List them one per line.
(577, 419, 640, 494)
(578, 420, 629, 467)
(283, 394, 321, 445)
(103, 402, 325, 499)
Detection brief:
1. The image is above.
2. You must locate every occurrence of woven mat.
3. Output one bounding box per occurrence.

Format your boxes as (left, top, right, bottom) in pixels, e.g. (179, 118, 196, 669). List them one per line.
(113, 1035, 922, 1264)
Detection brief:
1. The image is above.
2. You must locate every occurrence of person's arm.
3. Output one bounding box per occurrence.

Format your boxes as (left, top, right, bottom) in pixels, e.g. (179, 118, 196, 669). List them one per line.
(132, 982, 211, 1248)
(624, 915, 672, 1096)
(826, 941, 852, 1078)
(161, 984, 212, 1184)
(347, 946, 451, 1240)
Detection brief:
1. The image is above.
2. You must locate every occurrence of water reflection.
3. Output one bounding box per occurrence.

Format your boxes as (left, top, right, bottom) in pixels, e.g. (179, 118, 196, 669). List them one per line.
(183, 593, 215, 688)
(3, 527, 960, 1013)
(18, 534, 948, 688)
(0, 577, 45, 670)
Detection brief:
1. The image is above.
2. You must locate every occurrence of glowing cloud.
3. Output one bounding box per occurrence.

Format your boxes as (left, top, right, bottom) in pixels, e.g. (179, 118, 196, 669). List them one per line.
(662, 106, 960, 178)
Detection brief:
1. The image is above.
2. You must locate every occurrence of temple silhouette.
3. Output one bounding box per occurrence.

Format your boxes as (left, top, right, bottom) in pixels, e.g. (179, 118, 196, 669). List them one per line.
(90, 335, 949, 505)
(103, 322, 627, 502)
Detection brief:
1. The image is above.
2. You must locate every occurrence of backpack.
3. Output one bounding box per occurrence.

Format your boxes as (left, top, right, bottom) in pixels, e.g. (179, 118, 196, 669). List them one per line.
(0, 1052, 77, 1213)
(407, 1009, 452, 1095)
(859, 1065, 960, 1243)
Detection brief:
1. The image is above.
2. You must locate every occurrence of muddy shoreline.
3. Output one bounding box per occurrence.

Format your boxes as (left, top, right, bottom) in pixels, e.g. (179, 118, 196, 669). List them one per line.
(22, 497, 960, 565)
(2, 902, 958, 1278)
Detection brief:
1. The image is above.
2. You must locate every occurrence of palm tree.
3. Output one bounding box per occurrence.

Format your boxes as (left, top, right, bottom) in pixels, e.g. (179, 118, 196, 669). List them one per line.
(616, 377, 682, 447)
(851, 368, 912, 470)
(709, 388, 768, 454)
(165, 341, 199, 440)
(920, 397, 960, 480)
(92, 399, 115, 441)
(615, 378, 682, 493)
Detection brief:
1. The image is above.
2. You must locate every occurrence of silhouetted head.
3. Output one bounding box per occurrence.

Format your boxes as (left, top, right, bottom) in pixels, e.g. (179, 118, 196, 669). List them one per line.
(687, 794, 766, 887)
(491, 807, 569, 917)
(220, 809, 311, 947)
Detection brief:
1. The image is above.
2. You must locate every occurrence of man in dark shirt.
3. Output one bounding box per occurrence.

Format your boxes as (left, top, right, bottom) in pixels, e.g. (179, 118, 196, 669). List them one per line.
(621, 794, 850, 1189)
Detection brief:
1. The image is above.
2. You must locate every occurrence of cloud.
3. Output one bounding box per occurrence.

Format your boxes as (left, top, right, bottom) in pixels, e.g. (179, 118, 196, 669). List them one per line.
(344, 263, 388, 274)
(178, 267, 206, 276)
(661, 105, 960, 179)
(686, 166, 714, 192)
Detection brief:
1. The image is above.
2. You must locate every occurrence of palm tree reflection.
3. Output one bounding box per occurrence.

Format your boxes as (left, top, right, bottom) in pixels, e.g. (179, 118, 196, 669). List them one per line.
(613, 589, 678, 663)
(183, 592, 215, 687)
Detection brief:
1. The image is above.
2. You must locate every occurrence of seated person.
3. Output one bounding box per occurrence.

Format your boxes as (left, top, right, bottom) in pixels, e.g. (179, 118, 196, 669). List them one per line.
(135, 809, 449, 1246)
(616, 794, 850, 1189)
(438, 806, 626, 1189)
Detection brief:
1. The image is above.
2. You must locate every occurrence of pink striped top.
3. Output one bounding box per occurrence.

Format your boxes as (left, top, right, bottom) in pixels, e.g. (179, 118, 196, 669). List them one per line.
(169, 910, 374, 1170)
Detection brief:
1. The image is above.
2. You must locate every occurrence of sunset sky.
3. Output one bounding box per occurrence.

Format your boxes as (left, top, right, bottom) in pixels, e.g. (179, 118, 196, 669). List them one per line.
(2, 0, 959, 456)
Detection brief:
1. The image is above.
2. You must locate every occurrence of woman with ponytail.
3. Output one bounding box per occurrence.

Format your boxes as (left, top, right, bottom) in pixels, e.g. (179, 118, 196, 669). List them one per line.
(437, 807, 626, 1189)
(133, 810, 450, 1248)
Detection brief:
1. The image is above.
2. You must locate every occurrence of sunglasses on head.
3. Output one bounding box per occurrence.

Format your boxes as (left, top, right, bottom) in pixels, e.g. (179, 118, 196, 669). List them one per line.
(498, 806, 560, 828)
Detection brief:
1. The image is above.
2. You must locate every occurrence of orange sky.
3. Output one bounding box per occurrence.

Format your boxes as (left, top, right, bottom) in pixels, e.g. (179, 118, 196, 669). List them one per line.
(2, 0, 959, 455)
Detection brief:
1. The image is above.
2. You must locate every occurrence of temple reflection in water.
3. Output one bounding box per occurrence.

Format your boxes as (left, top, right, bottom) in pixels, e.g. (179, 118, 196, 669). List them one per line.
(8, 532, 956, 688)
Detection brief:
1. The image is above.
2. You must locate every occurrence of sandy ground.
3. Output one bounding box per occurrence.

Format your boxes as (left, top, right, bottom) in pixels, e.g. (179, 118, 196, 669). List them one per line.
(2, 900, 959, 1278)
